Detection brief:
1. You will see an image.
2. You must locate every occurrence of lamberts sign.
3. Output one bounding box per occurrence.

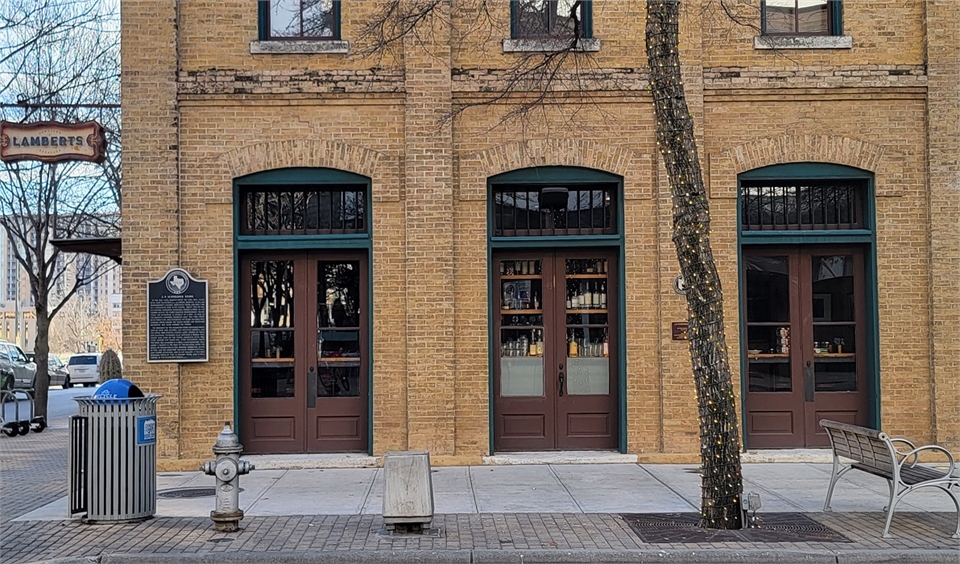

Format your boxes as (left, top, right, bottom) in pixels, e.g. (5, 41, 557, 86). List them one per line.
(0, 120, 106, 163)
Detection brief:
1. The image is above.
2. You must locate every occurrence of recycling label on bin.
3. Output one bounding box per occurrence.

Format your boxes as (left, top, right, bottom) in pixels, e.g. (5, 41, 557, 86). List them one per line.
(137, 415, 157, 446)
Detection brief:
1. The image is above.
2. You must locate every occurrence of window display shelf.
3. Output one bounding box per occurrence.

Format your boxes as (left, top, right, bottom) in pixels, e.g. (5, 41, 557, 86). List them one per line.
(566, 274, 607, 279)
(500, 275, 542, 280)
(566, 309, 608, 314)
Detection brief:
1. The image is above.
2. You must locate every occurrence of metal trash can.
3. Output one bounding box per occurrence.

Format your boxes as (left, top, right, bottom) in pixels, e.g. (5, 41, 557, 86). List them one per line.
(70, 380, 160, 523)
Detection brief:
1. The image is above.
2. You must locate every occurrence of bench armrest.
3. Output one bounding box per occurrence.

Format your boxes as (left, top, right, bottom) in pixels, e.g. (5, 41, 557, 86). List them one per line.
(890, 438, 919, 466)
(895, 444, 956, 477)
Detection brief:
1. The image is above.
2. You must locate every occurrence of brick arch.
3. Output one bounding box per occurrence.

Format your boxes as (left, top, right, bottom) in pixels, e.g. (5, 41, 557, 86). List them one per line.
(722, 134, 886, 176)
(460, 139, 652, 200)
(217, 139, 401, 201)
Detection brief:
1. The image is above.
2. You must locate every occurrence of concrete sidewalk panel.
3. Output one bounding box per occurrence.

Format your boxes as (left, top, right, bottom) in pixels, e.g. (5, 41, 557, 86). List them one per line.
(471, 549, 839, 562)
(469, 466, 579, 512)
(247, 468, 377, 516)
(551, 463, 696, 512)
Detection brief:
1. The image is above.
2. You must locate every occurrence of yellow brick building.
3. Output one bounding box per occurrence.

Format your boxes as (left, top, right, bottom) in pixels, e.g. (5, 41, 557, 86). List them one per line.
(120, 1, 959, 469)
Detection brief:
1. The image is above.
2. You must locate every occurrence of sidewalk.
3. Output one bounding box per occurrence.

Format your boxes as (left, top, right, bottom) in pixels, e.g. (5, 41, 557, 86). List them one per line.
(5, 445, 959, 564)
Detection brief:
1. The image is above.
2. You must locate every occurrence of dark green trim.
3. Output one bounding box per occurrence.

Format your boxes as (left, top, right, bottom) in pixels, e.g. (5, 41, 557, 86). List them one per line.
(864, 239, 881, 430)
(740, 231, 873, 245)
(490, 165, 618, 184)
(233, 248, 241, 435)
(739, 162, 869, 180)
(237, 236, 371, 250)
(486, 244, 495, 455)
(831, 0, 843, 36)
(257, 1, 268, 41)
(490, 235, 622, 248)
(236, 167, 370, 185)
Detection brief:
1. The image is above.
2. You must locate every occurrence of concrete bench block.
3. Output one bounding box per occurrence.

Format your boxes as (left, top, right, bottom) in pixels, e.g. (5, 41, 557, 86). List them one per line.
(382, 451, 434, 528)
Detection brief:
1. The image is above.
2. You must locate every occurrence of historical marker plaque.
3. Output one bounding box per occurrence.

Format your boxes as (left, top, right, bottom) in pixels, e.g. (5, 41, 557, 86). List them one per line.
(147, 268, 208, 363)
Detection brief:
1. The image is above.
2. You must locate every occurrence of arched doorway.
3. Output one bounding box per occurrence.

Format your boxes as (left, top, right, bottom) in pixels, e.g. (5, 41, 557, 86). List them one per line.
(738, 163, 879, 449)
(488, 167, 624, 452)
(234, 168, 371, 454)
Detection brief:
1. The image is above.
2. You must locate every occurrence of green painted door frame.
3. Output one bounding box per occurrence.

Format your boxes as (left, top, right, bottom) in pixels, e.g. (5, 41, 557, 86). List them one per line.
(486, 166, 628, 454)
(736, 163, 881, 449)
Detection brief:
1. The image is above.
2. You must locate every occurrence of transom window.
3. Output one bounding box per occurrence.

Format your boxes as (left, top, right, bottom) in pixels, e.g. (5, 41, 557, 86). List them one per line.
(511, 0, 592, 39)
(492, 185, 616, 237)
(740, 180, 865, 231)
(761, 0, 842, 36)
(261, 0, 340, 40)
(240, 186, 366, 236)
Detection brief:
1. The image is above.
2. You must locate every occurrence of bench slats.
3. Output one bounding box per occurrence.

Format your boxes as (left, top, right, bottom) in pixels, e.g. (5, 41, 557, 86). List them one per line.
(820, 418, 960, 539)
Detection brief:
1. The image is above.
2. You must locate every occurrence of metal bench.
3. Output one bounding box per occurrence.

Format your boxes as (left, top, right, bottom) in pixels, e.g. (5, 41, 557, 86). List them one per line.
(820, 419, 960, 538)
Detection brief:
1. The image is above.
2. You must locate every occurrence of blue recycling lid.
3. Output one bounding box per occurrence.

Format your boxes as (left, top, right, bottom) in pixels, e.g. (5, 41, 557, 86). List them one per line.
(93, 379, 144, 399)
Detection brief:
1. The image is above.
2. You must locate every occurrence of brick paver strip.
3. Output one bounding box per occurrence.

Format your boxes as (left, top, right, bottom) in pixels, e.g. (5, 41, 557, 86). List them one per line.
(1, 512, 957, 564)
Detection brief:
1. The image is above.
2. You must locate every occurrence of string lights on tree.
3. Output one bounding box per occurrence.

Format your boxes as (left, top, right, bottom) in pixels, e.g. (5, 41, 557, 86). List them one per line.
(645, 0, 744, 529)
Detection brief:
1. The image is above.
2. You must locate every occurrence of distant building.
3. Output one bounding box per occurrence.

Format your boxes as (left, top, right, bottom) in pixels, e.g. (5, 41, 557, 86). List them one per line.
(0, 224, 121, 352)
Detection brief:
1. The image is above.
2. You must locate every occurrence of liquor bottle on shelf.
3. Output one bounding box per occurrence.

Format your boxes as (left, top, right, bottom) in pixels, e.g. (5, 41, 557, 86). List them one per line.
(591, 282, 600, 309)
(536, 330, 544, 356)
(519, 335, 529, 357)
(602, 330, 609, 357)
(586, 260, 595, 274)
(600, 282, 607, 309)
(529, 331, 538, 356)
(568, 329, 579, 357)
(571, 285, 580, 309)
(566, 287, 574, 309)
(533, 292, 540, 310)
(582, 282, 592, 308)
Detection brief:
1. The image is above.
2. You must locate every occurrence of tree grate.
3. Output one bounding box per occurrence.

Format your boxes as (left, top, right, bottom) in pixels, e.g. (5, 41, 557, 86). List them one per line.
(621, 512, 851, 543)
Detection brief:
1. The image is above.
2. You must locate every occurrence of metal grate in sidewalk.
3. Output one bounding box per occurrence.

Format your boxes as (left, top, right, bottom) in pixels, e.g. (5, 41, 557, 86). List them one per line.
(621, 512, 851, 543)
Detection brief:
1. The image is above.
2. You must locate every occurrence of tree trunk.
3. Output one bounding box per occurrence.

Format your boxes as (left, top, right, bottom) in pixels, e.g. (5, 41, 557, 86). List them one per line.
(32, 299, 52, 420)
(645, 0, 743, 529)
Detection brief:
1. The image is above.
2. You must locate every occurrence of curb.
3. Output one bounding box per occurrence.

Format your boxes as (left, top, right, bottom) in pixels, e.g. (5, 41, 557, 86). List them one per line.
(28, 549, 960, 564)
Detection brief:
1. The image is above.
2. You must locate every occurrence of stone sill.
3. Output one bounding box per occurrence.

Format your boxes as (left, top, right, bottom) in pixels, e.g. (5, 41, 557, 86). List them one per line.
(503, 37, 601, 53)
(250, 40, 350, 55)
(754, 35, 852, 50)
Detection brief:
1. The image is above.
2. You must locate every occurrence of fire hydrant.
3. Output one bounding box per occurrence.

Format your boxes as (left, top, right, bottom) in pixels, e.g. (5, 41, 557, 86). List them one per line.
(201, 422, 254, 532)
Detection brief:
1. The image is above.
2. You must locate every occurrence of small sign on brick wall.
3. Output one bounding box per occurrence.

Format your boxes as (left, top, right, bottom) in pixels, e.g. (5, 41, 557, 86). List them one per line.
(672, 322, 689, 341)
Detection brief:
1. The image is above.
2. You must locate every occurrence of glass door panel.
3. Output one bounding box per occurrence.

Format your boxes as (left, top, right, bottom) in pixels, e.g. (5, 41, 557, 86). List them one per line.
(744, 255, 792, 393)
(811, 255, 857, 392)
(499, 259, 544, 397)
(564, 258, 610, 396)
(250, 260, 295, 398)
(316, 261, 361, 398)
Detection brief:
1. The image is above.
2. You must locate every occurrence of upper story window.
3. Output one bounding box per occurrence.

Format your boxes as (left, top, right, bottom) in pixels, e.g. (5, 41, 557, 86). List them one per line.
(260, 0, 341, 40)
(511, 0, 593, 39)
(761, 0, 842, 36)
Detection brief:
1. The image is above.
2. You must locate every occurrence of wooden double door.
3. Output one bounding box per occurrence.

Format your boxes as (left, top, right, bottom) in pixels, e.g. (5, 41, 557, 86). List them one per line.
(742, 246, 869, 448)
(493, 250, 619, 451)
(239, 251, 368, 454)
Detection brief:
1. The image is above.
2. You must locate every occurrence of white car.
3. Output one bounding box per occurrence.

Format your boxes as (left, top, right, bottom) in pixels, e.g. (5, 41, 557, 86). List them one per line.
(66, 353, 102, 388)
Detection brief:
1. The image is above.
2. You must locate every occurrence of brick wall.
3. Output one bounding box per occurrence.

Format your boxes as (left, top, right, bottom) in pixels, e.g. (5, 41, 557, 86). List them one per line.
(120, 0, 957, 467)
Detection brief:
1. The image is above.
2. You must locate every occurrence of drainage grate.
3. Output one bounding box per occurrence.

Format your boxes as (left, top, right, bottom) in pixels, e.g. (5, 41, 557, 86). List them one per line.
(621, 513, 851, 543)
(157, 487, 242, 499)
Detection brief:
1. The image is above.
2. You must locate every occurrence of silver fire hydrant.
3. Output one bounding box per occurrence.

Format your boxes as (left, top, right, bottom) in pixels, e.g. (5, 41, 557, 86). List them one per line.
(200, 422, 254, 532)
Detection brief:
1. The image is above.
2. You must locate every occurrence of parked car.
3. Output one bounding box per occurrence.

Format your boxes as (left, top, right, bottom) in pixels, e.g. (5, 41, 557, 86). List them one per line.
(0, 341, 38, 393)
(25, 352, 69, 388)
(66, 353, 102, 388)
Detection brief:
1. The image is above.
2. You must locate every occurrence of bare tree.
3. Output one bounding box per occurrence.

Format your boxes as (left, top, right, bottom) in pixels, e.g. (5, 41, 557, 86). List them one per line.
(357, 0, 743, 528)
(0, 0, 120, 418)
(48, 292, 100, 357)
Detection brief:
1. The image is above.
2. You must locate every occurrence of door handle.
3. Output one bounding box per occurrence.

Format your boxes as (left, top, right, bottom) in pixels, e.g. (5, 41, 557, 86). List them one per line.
(558, 371, 565, 397)
(803, 360, 814, 403)
(307, 366, 317, 408)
